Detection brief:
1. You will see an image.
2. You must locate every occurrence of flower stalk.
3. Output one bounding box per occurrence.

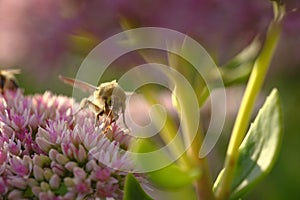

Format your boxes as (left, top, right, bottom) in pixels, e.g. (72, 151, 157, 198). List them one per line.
(166, 44, 215, 199)
(215, 2, 285, 200)
(188, 127, 215, 200)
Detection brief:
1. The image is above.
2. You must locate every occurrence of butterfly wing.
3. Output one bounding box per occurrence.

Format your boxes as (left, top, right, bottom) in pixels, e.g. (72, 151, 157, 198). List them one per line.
(59, 75, 97, 94)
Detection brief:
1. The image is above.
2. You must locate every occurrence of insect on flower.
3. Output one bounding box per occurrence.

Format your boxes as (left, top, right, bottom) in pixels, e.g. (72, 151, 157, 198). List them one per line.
(0, 69, 20, 94)
(59, 75, 129, 129)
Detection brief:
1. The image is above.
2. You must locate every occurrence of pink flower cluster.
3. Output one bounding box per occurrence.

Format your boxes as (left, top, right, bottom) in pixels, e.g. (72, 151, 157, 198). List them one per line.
(0, 90, 135, 199)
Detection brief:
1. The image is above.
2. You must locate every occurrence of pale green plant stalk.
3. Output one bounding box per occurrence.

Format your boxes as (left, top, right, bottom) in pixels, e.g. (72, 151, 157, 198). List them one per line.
(166, 43, 215, 199)
(189, 128, 215, 200)
(215, 2, 285, 200)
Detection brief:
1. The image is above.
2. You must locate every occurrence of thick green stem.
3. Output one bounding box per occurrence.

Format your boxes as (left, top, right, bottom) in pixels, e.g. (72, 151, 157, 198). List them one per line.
(189, 128, 215, 200)
(215, 3, 284, 200)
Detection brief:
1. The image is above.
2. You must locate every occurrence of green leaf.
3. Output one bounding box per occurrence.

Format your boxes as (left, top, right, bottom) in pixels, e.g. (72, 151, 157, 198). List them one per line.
(148, 164, 201, 189)
(219, 37, 261, 86)
(223, 37, 261, 70)
(220, 63, 252, 86)
(124, 173, 153, 200)
(131, 138, 174, 171)
(132, 139, 200, 189)
(229, 89, 282, 199)
(149, 184, 198, 200)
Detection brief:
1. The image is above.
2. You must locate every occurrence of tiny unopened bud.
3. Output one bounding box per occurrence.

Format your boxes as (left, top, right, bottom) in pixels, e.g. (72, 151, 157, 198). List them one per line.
(56, 153, 69, 165)
(7, 178, 27, 189)
(64, 177, 75, 187)
(85, 160, 97, 172)
(65, 161, 78, 172)
(75, 145, 87, 163)
(73, 167, 86, 180)
(49, 149, 59, 161)
(8, 190, 23, 199)
(51, 162, 65, 177)
(40, 155, 51, 165)
(33, 155, 43, 167)
(27, 178, 39, 187)
(32, 186, 42, 196)
(40, 182, 50, 191)
(33, 165, 44, 181)
(36, 137, 53, 152)
(49, 174, 61, 189)
(43, 168, 53, 181)
(64, 191, 76, 200)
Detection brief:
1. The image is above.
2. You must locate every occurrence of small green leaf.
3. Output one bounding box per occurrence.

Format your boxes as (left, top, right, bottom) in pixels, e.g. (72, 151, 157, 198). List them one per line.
(148, 164, 201, 189)
(220, 63, 252, 86)
(131, 139, 173, 170)
(124, 173, 153, 200)
(229, 89, 282, 199)
(223, 37, 261, 70)
(132, 139, 200, 189)
(149, 184, 198, 200)
(220, 37, 261, 86)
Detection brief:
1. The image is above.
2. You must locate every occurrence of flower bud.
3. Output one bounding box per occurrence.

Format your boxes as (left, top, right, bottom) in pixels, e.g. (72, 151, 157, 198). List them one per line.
(33, 165, 44, 181)
(64, 177, 74, 187)
(51, 162, 65, 177)
(39, 155, 51, 165)
(85, 160, 97, 172)
(8, 190, 23, 199)
(40, 182, 50, 191)
(32, 186, 42, 196)
(75, 145, 87, 163)
(65, 161, 78, 172)
(64, 191, 76, 200)
(49, 149, 59, 161)
(0, 177, 8, 195)
(7, 177, 27, 190)
(56, 153, 69, 165)
(43, 168, 53, 181)
(33, 155, 43, 167)
(49, 174, 61, 189)
(73, 167, 86, 180)
(36, 137, 53, 152)
(27, 178, 39, 187)
(39, 191, 54, 199)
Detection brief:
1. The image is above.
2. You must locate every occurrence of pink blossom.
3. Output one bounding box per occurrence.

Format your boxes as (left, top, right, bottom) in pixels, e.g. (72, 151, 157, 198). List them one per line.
(9, 155, 32, 177)
(0, 149, 8, 165)
(0, 177, 8, 195)
(0, 89, 141, 199)
(94, 168, 111, 181)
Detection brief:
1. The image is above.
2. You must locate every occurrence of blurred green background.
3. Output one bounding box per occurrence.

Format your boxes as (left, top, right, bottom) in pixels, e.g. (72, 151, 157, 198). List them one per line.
(1, 0, 299, 199)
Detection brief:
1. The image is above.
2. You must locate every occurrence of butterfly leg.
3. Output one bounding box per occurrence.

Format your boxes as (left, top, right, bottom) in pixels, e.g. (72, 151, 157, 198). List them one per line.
(122, 108, 129, 130)
(74, 98, 102, 117)
(73, 98, 89, 116)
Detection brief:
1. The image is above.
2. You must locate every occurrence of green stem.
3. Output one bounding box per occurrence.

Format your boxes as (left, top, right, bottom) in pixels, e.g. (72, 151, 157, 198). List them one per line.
(215, 3, 284, 200)
(166, 44, 215, 199)
(189, 127, 215, 200)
